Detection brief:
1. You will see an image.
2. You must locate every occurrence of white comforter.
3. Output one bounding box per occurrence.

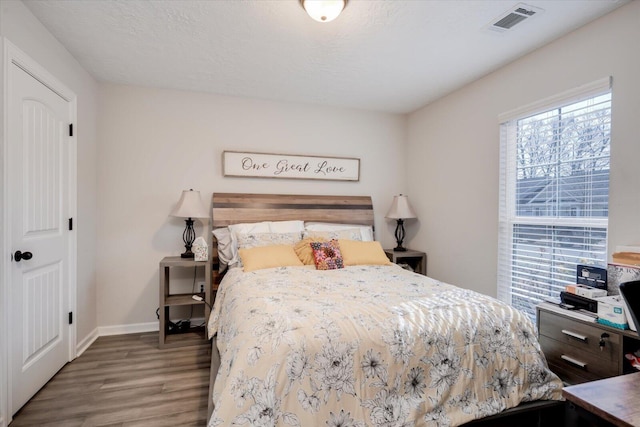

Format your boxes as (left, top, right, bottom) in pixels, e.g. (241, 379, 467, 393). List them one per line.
(207, 265, 562, 426)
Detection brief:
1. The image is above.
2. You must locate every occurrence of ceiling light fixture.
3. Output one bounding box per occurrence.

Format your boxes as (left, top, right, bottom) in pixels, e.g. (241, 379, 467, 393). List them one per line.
(301, 0, 346, 23)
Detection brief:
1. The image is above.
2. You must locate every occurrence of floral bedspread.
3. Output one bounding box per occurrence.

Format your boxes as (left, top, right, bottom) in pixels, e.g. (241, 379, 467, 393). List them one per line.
(207, 265, 562, 427)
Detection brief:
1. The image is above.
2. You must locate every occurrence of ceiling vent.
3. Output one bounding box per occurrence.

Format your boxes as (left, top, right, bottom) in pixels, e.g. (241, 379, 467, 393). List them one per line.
(487, 3, 544, 33)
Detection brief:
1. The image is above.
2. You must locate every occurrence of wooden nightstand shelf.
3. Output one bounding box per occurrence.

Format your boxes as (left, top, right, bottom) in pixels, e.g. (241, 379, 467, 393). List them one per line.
(384, 249, 427, 275)
(537, 303, 640, 385)
(159, 256, 212, 349)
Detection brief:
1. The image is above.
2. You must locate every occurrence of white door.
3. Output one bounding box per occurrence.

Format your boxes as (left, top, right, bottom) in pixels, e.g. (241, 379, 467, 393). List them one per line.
(9, 63, 72, 415)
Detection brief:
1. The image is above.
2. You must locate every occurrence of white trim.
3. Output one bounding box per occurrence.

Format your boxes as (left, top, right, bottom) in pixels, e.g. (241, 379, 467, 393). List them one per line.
(0, 36, 9, 427)
(1, 39, 78, 422)
(67, 96, 78, 361)
(498, 76, 612, 123)
(97, 322, 159, 337)
(96, 316, 206, 338)
(1, 37, 12, 427)
(76, 328, 99, 357)
(511, 216, 609, 228)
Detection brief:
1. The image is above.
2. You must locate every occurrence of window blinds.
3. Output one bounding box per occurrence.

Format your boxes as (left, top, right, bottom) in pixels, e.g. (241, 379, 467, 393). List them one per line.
(497, 78, 611, 321)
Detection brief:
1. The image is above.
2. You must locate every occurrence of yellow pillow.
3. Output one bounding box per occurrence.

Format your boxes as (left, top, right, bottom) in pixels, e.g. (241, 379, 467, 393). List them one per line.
(338, 240, 392, 266)
(238, 245, 304, 272)
(294, 237, 326, 265)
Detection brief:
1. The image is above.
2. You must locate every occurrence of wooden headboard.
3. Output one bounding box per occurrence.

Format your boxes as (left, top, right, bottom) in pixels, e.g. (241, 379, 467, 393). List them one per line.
(211, 193, 374, 229)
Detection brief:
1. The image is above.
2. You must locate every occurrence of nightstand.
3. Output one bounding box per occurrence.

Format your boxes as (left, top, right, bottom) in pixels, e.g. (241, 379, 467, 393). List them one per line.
(384, 249, 427, 275)
(537, 302, 640, 384)
(159, 256, 212, 349)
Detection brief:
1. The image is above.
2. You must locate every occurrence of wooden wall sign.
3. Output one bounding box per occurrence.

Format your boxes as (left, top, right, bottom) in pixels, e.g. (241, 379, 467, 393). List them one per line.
(222, 151, 360, 181)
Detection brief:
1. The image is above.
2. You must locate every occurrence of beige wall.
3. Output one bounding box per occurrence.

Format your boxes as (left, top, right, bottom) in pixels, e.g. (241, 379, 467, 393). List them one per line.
(2, 0, 636, 340)
(406, 1, 640, 297)
(97, 84, 406, 327)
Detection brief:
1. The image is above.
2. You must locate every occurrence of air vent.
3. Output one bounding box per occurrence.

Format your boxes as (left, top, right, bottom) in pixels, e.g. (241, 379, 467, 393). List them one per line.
(487, 3, 543, 33)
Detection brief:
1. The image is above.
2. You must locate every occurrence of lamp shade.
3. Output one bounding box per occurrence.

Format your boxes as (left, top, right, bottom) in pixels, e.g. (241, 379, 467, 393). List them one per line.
(302, 0, 346, 22)
(385, 194, 417, 220)
(170, 189, 209, 219)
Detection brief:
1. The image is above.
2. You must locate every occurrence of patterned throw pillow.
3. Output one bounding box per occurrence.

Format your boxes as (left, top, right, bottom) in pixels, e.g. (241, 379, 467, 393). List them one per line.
(310, 240, 344, 270)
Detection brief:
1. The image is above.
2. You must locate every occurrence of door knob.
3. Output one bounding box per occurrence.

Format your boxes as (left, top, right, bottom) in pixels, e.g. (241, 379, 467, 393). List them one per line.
(14, 251, 33, 262)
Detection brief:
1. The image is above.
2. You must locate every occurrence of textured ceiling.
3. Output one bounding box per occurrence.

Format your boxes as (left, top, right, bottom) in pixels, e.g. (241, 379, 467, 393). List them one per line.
(24, 0, 626, 113)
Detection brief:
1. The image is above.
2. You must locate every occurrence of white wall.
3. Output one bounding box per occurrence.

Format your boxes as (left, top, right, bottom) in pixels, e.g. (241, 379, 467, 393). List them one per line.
(97, 84, 406, 328)
(406, 1, 640, 297)
(0, 0, 98, 423)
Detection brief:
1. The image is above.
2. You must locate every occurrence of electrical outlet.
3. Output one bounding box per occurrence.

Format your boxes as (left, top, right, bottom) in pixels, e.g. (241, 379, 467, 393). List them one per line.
(198, 281, 206, 293)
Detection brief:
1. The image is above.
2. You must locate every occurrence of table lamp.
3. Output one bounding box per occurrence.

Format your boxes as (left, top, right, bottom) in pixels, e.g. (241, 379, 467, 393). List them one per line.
(170, 189, 209, 258)
(385, 194, 417, 252)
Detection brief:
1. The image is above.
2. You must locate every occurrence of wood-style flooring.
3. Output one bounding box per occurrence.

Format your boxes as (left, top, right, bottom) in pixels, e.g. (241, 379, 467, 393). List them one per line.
(10, 332, 211, 427)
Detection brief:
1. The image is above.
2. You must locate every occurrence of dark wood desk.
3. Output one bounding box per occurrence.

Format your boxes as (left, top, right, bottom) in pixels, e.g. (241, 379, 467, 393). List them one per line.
(563, 372, 640, 427)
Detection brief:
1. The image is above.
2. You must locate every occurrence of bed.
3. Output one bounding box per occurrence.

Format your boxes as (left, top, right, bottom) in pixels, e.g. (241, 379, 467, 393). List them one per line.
(207, 193, 564, 426)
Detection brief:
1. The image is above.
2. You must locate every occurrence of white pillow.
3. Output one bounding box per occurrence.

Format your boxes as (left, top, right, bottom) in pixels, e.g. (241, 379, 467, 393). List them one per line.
(214, 221, 305, 270)
(303, 229, 363, 241)
(268, 220, 304, 233)
(228, 221, 271, 267)
(212, 227, 234, 271)
(304, 222, 374, 241)
(237, 231, 302, 250)
(228, 221, 271, 237)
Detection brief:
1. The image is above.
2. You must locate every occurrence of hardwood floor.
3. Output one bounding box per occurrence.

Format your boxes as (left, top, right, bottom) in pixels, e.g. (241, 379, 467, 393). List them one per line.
(10, 332, 211, 427)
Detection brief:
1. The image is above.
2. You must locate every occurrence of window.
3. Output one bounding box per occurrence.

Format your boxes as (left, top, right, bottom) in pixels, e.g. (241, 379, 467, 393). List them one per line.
(497, 78, 611, 321)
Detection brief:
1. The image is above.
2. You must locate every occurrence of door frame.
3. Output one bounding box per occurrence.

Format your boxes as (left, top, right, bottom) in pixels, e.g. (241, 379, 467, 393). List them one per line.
(0, 39, 78, 425)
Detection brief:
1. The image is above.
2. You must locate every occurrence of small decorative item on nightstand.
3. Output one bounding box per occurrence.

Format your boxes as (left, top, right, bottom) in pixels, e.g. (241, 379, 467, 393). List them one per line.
(385, 194, 417, 252)
(193, 236, 208, 261)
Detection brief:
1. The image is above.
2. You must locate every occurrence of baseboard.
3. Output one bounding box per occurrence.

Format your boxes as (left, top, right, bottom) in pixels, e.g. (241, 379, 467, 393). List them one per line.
(97, 321, 159, 337)
(76, 327, 99, 357)
(80, 317, 205, 346)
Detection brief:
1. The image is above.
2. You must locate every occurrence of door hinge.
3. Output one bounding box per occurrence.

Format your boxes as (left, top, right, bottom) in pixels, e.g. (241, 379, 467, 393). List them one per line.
(68, 218, 73, 231)
(68, 312, 73, 325)
(69, 123, 73, 137)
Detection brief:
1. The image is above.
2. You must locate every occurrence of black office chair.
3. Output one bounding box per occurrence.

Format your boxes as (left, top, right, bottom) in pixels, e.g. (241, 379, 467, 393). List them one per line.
(619, 280, 640, 336)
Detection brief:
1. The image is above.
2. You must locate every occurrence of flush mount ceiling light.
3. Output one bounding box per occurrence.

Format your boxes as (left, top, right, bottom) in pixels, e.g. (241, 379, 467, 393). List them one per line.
(301, 0, 346, 22)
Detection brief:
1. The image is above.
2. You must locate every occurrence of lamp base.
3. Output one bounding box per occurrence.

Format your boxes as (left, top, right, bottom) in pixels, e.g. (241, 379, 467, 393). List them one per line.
(181, 218, 196, 259)
(393, 219, 407, 253)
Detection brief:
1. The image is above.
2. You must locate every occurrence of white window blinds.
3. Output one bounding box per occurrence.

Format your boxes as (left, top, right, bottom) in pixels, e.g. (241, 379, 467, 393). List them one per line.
(497, 78, 611, 321)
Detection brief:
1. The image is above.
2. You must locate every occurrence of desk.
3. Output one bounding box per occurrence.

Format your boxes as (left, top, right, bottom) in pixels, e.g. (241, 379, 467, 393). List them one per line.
(563, 372, 640, 427)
